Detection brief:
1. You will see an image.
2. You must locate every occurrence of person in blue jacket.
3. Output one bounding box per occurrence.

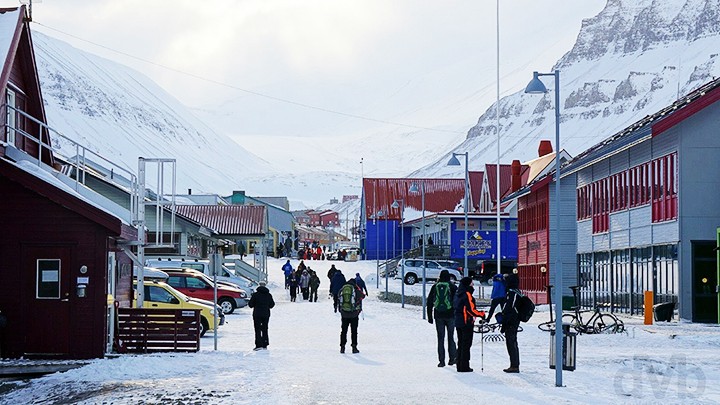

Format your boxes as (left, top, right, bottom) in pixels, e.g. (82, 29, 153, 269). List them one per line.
(330, 270, 347, 313)
(282, 260, 293, 289)
(486, 273, 507, 322)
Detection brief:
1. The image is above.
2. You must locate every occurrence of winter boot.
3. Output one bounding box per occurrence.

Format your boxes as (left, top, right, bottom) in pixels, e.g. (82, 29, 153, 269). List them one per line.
(503, 367, 520, 373)
(352, 347, 359, 354)
(340, 346, 345, 354)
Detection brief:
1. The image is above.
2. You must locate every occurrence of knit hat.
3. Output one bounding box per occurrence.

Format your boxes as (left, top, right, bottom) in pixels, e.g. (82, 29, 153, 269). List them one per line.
(505, 273, 519, 289)
(460, 276, 473, 287)
(438, 270, 450, 282)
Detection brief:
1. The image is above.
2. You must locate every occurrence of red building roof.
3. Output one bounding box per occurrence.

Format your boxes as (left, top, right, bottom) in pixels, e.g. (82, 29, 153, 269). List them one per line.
(363, 178, 466, 220)
(175, 205, 266, 236)
(469, 171, 484, 210)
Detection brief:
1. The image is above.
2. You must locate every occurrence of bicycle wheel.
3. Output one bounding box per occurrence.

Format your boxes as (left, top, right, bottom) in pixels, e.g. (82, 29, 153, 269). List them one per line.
(562, 314, 581, 333)
(593, 314, 619, 333)
(474, 322, 492, 334)
(538, 321, 555, 332)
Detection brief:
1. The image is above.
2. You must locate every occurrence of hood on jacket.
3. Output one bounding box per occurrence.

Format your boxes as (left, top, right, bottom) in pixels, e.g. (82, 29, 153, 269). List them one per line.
(256, 285, 270, 294)
(505, 273, 519, 289)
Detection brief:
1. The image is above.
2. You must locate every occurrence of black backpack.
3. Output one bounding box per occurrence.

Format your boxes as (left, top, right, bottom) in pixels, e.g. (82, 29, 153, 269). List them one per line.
(512, 289, 535, 322)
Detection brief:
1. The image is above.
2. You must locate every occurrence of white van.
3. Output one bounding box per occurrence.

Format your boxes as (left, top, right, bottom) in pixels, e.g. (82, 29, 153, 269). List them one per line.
(394, 259, 462, 285)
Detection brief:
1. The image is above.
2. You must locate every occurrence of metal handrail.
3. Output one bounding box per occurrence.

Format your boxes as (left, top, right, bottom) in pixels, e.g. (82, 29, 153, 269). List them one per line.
(4, 104, 139, 219)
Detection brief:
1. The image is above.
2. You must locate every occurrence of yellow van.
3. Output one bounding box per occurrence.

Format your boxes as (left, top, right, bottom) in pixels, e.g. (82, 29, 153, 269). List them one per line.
(133, 280, 221, 337)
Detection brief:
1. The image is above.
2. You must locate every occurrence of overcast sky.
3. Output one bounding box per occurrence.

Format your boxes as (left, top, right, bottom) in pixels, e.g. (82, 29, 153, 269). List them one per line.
(17, 1, 606, 138)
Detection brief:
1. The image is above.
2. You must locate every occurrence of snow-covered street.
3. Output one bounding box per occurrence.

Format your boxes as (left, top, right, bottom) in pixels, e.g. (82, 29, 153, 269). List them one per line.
(2, 258, 719, 404)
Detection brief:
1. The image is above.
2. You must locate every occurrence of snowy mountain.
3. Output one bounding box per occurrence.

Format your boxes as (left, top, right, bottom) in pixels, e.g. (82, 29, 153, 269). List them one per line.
(33, 32, 274, 195)
(415, 0, 720, 176)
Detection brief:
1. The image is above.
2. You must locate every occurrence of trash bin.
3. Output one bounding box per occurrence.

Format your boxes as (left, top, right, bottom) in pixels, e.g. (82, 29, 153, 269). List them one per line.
(653, 302, 676, 322)
(550, 323, 576, 371)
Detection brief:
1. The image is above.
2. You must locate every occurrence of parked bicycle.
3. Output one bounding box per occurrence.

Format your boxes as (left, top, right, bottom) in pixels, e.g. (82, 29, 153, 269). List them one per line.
(538, 285, 625, 335)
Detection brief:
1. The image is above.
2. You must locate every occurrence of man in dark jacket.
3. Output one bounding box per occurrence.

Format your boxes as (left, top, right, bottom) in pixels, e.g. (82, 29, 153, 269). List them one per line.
(309, 270, 321, 302)
(330, 270, 346, 313)
(338, 278, 364, 354)
(453, 277, 485, 372)
(427, 270, 457, 367)
(355, 273, 368, 296)
(248, 281, 275, 350)
(500, 273, 521, 373)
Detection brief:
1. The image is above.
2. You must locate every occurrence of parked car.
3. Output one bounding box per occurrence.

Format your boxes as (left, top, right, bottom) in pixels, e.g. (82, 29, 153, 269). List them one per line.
(133, 280, 222, 337)
(161, 268, 248, 314)
(394, 259, 462, 285)
(435, 260, 464, 274)
(473, 260, 517, 283)
(146, 257, 256, 297)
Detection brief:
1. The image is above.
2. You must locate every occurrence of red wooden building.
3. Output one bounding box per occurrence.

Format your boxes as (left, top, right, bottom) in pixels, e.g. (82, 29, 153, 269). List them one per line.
(0, 6, 135, 358)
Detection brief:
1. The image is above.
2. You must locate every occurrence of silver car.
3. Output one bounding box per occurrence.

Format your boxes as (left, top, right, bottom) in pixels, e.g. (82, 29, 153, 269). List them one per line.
(395, 259, 462, 285)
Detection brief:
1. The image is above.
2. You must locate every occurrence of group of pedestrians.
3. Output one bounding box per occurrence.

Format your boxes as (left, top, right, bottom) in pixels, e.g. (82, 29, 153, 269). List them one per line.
(282, 260, 321, 302)
(427, 269, 522, 373)
(255, 259, 522, 372)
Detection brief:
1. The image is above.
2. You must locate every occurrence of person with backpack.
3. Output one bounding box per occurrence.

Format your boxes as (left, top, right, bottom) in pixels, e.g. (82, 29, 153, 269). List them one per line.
(282, 260, 293, 290)
(309, 270, 321, 302)
(426, 270, 457, 367)
(330, 270, 346, 312)
(486, 272, 507, 322)
(453, 277, 485, 372)
(500, 273, 522, 373)
(338, 278, 365, 354)
(248, 281, 275, 350)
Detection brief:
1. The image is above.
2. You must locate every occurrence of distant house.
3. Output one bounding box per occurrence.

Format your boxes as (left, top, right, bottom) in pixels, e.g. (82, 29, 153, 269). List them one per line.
(319, 210, 339, 226)
(225, 190, 294, 256)
(0, 6, 135, 359)
(175, 205, 268, 255)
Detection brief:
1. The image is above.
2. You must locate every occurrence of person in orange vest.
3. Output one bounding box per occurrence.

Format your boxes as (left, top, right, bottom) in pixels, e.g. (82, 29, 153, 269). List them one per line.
(453, 277, 485, 372)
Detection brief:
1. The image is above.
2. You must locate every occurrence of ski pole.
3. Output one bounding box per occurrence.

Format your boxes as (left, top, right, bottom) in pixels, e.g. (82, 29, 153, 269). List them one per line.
(480, 319, 484, 373)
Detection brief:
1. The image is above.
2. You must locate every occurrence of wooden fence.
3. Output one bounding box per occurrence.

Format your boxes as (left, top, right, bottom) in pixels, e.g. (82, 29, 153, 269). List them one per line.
(116, 308, 200, 353)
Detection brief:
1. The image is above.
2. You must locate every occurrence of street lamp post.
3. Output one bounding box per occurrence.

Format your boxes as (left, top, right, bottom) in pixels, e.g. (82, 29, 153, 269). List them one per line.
(409, 182, 427, 319)
(391, 199, 405, 307)
(375, 210, 384, 289)
(448, 152, 470, 278)
(525, 70, 563, 387)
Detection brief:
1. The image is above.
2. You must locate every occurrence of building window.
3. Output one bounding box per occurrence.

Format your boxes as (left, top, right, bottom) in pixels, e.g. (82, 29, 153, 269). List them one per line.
(6, 88, 16, 145)
(652, 153, 678, 223)
(37, 259, 61, 299)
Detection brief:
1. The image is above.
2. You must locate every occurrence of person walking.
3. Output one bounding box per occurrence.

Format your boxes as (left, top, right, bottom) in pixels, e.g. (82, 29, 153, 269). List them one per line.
(300, 270, 311, 300)
(453, 277, 485, 372)
(309, 270, 321, 302)
(289, 270, 299, 302)
(427, 270, 457, 367)
(486, 273, 507, 322)
(338, 278, 364, 354)
(248, 281, 275, 350)
(282, 260, 293, 290)
(500, 273, 521, 373)
(327, 264, 338, 281)
(330, 270, 346, 313)
(355, 273, 368, 296)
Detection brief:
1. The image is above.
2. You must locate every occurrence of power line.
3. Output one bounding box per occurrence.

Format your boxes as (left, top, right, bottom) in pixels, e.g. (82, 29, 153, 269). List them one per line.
(33, 22, 466, 135)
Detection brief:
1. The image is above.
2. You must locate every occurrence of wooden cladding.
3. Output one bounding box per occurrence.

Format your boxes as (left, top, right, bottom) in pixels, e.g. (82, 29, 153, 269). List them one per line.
(577, 152, 678, 233)
(116, 308, 200, 353)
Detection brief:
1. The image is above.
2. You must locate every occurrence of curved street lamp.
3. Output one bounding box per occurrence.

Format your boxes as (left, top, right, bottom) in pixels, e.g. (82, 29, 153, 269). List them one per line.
(391, 198, 405, 307)
(448, 151, 470, 278)
(525, 69, 563, 387)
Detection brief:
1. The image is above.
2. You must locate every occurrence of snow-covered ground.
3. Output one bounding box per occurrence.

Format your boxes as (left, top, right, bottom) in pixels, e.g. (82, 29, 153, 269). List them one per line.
(2, 258, 719, 404)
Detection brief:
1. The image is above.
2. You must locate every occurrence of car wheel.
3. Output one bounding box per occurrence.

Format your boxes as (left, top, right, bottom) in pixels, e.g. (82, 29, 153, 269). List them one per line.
(219, 297, 236, 314)
(200, 316, 209, 337)
(404, 273, 417, 285)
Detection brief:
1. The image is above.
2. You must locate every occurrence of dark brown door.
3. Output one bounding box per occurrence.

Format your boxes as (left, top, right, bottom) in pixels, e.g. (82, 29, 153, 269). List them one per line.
(692, 241, 717, 323)
(23, 245, 72, 356)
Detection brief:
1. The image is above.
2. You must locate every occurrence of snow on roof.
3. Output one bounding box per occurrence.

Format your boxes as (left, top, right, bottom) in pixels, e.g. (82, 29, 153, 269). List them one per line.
(14, 160, 130, 225)
(0, 8, 20, 75)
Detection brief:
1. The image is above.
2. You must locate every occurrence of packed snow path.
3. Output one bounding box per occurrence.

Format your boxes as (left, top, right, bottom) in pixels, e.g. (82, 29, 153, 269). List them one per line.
(2, 258, 719, 404)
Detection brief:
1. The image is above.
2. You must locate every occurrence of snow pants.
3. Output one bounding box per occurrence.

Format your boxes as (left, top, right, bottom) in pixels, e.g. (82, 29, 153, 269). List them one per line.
(253, 315, 270, 349)
(504, 323, 520, 368)
(290, 286, 298, 302)
(340, 316, 359, 349)
(301, 287, 309, 300)
(435, 317, 457, 364)
(310, 287, 319, 302)
(455, 325, 475, 372)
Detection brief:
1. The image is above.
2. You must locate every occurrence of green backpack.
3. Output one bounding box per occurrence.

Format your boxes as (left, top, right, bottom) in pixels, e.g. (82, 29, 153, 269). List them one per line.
(339, 284, 358, 312)
(433, 282, 452, 312)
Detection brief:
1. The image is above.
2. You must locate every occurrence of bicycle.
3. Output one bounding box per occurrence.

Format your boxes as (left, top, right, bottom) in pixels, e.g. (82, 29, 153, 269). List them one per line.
(537, 284, 556, 332)
(563, 286, 625, 334)
(474, 319, 523, 334)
